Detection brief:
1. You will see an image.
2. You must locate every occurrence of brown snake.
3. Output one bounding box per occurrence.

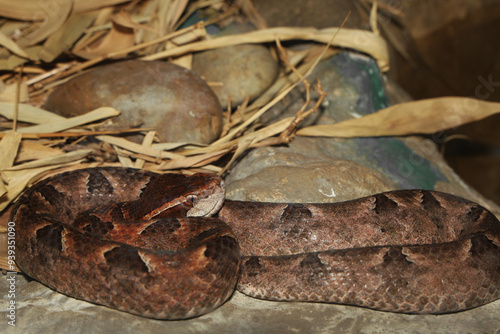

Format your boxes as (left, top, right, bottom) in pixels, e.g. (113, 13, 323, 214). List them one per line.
(11, 167, 500, 319)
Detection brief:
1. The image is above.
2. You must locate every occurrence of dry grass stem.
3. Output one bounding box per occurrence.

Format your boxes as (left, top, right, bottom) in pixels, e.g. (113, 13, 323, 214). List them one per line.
(280, 81, 327, 143)
(142, 27, 389, 71)
(96, 135, 183, 160)
(0, 128, 152, 140)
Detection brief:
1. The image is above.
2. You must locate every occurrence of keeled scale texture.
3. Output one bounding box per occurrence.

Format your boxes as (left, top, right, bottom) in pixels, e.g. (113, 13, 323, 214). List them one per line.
(220, 191, 500, 313)
(11, 167, 500, 318)
(11, 168, 240, 319)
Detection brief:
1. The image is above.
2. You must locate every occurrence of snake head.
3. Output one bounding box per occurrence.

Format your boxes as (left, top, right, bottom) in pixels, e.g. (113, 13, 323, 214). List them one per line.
(186, 174, 225, 217)
(134, 172, 225, 220)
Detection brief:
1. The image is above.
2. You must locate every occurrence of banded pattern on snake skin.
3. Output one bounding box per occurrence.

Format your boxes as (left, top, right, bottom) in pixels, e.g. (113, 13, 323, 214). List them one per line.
(221, 194, 500, 314)
(12, 168, 239, 319)
(11, 167, 500, 319)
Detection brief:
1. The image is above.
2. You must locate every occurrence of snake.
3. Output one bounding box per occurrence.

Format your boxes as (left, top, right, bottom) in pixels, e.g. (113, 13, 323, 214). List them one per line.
(10, 167, 500, 319)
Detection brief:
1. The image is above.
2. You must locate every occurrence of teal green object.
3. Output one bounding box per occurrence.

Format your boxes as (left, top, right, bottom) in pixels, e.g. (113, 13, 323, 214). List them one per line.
(352, 57, 390, 111)
(322, 52, 447, 190)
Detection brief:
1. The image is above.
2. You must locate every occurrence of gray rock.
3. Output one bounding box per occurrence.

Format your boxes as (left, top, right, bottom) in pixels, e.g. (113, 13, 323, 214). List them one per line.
(225, 140, 397, 203)
(192, 44, 279, 108)
(44, 60, 222, 144)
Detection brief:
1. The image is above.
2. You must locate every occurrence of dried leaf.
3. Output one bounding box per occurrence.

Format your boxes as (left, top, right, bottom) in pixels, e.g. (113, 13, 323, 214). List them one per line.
(0, 158, 88, 212)
(0, 0, 131, 20)
(187, 117, 294, 156)
(0, 132, 21, 170)
(17, 107, 120, 133)
(96, 135, 182, 160)
(6, 149, 92, 170)
(0, 46, 43, 70)
(220, 137, 254, 174)
(134, 130, 156, 169)
(0, 31, 29, 58)
(72, 12, 136, 59)
(114, 145, 134, 167)
(143, 27, 390, 71)
(0, 102, 65, 124)
(39, 11, 98, 62)
(151, 141, 204, 151)
(163, 0, 189, 33)
(158, 149, 229, 170)
(112, 10, 156, 32)
(72, 0, 133, 13)
(0, 82, 29, 103)
(143, 0, 189, 52)
(15, 0, 73, 47)
(296, 97, 500, 137)
(0, 132, 21, 196)
(16, 140, 63, 163)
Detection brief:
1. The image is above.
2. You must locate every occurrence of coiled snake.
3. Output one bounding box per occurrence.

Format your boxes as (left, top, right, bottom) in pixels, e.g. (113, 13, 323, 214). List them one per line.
(11, 167, 500, 319)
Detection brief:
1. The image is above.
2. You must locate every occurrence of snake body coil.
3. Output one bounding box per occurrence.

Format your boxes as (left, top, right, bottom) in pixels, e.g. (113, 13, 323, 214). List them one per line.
(11, 168, 500, 319)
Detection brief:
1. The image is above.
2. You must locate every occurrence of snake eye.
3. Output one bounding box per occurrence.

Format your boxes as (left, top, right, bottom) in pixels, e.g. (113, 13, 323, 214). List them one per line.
(186, 195, 197, 205)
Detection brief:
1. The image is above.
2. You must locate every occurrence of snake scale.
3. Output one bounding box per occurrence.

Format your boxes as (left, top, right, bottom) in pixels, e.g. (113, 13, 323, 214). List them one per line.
(11, 167, 500, 319)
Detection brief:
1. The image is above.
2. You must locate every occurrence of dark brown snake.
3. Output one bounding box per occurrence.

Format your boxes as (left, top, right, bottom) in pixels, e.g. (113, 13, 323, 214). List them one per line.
(11, 167, 500, 319)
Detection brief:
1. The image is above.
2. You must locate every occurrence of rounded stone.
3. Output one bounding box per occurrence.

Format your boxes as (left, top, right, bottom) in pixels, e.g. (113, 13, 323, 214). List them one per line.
(43, 60, 222, 144)
(192, 44, 279, 107)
